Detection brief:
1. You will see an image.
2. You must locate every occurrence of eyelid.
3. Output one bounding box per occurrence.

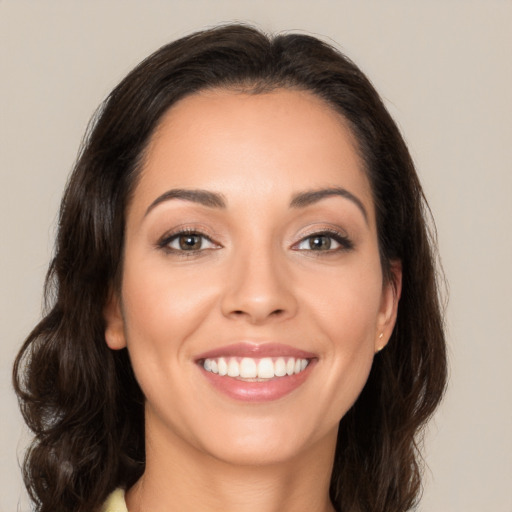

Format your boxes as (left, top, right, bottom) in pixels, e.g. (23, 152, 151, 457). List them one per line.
(291, 227, 354, 252)
(157, 226, 222, 253)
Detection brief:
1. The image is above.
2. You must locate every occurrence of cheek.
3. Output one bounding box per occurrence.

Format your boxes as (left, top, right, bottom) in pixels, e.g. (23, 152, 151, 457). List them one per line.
(299, 259, 383, 339)
(297, 262, 382, 412)
(120, 257, 219, 370)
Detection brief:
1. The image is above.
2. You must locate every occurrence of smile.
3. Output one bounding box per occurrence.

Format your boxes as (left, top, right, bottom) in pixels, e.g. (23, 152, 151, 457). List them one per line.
(196, 343, 316, 402)
(202, 356, 310, 380)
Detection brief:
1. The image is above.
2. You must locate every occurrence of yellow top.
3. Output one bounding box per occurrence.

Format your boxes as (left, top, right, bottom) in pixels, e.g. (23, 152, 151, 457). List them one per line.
(101, 488, 128, 512)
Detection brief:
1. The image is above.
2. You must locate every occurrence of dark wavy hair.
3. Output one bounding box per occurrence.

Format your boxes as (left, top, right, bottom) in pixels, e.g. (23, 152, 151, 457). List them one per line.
(13, 24, 447, 512)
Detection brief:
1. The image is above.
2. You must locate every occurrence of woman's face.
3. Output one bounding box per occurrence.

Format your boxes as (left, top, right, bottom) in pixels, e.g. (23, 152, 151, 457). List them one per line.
(105, 88, 400, 467)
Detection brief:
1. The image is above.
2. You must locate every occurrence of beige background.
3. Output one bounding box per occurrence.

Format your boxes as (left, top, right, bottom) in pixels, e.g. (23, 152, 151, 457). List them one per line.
(1, 1, 511, 511)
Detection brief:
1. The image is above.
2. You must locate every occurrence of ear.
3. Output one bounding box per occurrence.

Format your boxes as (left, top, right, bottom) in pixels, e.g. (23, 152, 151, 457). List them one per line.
(375, 260, 402, 353)
(103, 290, 127, 350)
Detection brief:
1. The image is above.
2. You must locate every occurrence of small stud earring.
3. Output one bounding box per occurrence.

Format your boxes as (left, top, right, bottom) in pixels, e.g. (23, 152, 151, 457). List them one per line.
(376, 333, 384, 352)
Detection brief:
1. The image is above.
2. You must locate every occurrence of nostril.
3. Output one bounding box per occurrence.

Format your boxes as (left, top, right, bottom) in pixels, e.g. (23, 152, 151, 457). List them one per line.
(229, 308, 285, 319)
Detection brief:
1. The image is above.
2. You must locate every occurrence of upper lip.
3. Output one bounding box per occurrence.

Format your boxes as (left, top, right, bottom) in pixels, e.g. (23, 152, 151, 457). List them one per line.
(195, 342, 317, 361)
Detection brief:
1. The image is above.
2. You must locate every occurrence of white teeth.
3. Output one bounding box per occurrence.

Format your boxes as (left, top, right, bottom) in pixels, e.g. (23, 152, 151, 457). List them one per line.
(240, 357, 257, 378)
(202, 356, 310, 379)
(218, 357, 227, 376)
(274, 357, 287, 377)
(286, 358, 295, 376)
(258, 358, 274, 379)
(227, 359, 240, 377)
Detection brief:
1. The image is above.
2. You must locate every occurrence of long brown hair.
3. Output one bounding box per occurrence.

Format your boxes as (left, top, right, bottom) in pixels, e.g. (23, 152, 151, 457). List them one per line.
(13, 24, 447, 512)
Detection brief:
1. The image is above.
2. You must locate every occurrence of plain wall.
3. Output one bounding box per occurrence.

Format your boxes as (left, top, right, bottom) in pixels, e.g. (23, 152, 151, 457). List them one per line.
(1, 1, 511, 511)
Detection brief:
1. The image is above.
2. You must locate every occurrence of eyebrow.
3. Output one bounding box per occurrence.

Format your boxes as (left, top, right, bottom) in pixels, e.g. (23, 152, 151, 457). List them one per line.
(144, 186, 368, 223)
(145, 188, 227, 216)
(290, 187, 368, 223)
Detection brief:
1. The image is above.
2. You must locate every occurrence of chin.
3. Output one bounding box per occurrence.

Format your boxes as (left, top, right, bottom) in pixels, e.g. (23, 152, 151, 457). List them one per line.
(191, 412, 338, 468)
(204, 435, 310, 467)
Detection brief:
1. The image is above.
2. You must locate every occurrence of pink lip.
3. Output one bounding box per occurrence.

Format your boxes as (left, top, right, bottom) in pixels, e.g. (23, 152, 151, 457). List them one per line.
(195, 342, 316, 361)
(195, 343, 317, 403)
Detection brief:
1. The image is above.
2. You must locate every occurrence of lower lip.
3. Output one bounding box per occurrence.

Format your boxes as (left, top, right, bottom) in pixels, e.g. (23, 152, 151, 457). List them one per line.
(198, 361, 315, 402)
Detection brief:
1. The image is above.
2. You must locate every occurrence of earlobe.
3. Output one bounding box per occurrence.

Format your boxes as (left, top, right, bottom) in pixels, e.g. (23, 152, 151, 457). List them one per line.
(103, 291, 127, 350)
(375, 260, 402, 353)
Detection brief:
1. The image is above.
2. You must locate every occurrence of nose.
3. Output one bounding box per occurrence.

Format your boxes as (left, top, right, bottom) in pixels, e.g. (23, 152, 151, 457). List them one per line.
(220, 246, 298, 325)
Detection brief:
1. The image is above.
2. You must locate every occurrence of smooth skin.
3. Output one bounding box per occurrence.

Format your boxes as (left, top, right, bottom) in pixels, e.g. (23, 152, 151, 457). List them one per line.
(104, 88, 401, 512)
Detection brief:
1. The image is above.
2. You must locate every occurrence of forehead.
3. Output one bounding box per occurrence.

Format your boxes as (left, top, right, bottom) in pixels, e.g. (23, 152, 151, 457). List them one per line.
(149, 87, 360, 161)
(132, 88, 374, 222)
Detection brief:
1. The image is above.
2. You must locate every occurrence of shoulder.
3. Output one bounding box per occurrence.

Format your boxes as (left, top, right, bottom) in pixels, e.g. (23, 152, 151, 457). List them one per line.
(101, 488, 128, 512)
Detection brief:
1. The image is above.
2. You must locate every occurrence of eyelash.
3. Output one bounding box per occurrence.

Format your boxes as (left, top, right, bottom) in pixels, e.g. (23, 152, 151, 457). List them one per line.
(292, 229, 354, 254)
(157, 228, 220, 256)
(157, 228, 353, 256)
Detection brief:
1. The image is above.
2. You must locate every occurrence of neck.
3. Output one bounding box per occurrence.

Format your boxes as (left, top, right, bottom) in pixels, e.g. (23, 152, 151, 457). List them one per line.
(126, 416, 337, 512)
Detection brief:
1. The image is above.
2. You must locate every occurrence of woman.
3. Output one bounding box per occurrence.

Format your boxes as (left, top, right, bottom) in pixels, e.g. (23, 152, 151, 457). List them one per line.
(13, 24, 447, 512)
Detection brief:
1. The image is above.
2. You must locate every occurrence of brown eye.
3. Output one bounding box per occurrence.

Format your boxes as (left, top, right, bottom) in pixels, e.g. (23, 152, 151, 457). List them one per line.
(160, 231, 219, 253)
(178, 233, 203, 250)
(294, 231, 354, 253)
(308, 235, 332, 250)
(297, 234, 337, 251)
